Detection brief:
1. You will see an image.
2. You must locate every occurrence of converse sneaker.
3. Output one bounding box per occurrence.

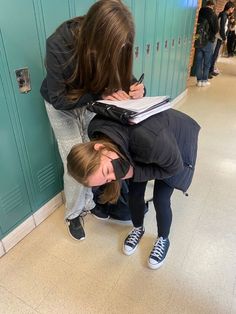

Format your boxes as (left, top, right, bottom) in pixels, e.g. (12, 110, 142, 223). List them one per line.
(148, 237, 170, 269)
(67, 215, 85, 240)
(196, 81, 202, 87)
(123, 226, 145, 256)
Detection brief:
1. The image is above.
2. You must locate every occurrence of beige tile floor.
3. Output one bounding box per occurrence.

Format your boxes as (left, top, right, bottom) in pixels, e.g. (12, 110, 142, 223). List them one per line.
(1, 58, 236, 314)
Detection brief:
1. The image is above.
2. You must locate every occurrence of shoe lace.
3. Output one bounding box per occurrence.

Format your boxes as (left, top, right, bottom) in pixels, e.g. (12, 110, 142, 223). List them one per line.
(78, 210, 89, 226)
(151, 237, 167, 259)
(126, 227, 143, 245)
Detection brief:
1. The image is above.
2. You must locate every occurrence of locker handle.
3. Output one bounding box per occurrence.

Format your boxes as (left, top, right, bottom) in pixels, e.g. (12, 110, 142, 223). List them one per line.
(135, 46, 139, 58)
(165, 40, 168, 48)
(156, 42, 160, 52)
(15, 68, 31, 94)
(146, 44, 150, 55)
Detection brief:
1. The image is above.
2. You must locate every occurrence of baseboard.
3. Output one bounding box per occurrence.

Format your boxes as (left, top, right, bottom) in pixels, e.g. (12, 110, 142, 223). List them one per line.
(1, 216, 35, 253)
(0, 241, 5, 257)
(172, 89, 188, 109)
(1, 192, 64, 255)
(33, 193, 64, 226)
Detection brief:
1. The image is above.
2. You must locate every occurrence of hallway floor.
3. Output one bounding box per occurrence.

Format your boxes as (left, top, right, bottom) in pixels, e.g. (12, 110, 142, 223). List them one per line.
(1, 58, 236, 314)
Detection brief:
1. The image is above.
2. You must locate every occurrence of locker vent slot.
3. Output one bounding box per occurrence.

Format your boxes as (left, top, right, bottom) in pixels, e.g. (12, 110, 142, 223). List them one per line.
(1, 186, 24, 214)
(37, 163, 56, 192)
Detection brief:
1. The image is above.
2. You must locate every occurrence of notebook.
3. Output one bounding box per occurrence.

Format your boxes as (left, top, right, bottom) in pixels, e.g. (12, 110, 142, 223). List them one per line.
(87, 96, 171, 124)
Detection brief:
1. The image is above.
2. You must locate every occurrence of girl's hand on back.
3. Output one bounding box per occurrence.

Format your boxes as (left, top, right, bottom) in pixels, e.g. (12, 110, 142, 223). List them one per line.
(102, 90, 130, 101)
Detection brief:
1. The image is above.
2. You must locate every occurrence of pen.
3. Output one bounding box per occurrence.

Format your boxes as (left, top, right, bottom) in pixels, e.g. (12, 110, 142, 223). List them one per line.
(136, 73, 144, 85)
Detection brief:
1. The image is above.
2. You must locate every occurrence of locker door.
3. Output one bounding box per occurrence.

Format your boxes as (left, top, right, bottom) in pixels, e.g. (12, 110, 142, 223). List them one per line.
(0, 0, 63, 215)
(170, 0, 183, 98)
(0, 76, 32, 237)
(142, 0, 157, 95)
(164, 0, 177, 97)
(151, 1, 168, 96)
(176, 0, 189, 96)
(131, 0, 146, 80)
(181, 0, 198, 91)
(158, 1, 172, 96)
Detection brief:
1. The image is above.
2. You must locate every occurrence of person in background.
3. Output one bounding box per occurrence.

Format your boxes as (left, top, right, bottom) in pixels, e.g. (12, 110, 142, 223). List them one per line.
(67, 109, 200, 269)
(40, 0, 144, 240)
(209, 1, 235, 76)
(227, 14, 236, 57)
(195, 0, 218, 87)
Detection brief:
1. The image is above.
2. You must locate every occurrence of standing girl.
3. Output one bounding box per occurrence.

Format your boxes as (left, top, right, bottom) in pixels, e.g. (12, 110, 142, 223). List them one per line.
(40, 0, 144, 240)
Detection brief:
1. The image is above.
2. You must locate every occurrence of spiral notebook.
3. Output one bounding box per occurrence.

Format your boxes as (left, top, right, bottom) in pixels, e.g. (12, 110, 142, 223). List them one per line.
(88, 96, 171, 124)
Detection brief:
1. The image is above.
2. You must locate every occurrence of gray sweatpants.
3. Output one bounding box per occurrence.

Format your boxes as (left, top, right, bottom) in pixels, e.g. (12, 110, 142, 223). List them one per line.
(45, 101, 95, 220)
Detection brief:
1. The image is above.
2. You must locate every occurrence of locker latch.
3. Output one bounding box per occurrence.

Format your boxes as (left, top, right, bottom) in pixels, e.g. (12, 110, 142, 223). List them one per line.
(15, 67, 31, 94)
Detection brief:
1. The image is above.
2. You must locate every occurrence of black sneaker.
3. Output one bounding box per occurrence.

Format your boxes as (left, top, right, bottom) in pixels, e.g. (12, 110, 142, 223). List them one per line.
(67, 215, 85, 240)
(148, 237, 170, 269)
(123, 226, 145, 255)
(90, 205, 110, 220)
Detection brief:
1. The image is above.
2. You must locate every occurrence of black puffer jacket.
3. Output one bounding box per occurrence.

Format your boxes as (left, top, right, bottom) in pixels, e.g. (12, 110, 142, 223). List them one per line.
(88, 109, 200, 193)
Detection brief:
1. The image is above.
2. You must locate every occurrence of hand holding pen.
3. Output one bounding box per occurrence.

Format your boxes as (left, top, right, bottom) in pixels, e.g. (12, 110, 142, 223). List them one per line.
(129, 73, 145, 99)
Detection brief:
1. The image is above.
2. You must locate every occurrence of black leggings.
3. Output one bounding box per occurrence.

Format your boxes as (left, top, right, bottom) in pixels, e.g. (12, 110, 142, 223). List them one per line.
(128, 180, 174, 239)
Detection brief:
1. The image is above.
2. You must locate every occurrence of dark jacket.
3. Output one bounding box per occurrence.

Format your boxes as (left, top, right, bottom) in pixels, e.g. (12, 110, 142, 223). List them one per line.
(40, 20, 101, 110)
(198, 6, 219, 42)
(88, 109, 200, 193)
(218, 11, 228, 41)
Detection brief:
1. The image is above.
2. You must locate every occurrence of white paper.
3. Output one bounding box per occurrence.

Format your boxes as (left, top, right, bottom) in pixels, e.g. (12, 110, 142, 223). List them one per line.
(129, 101, 172, 124)
(98, 96, 169, 113)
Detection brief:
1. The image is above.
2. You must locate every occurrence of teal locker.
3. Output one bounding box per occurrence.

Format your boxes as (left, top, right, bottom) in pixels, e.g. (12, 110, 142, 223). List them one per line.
(151, 1, 168, 96)
(0, 0, 65, 236)
(181, 0, 198, 91)
(142, 0, 157, 95)
(176, 0, 189, 97)
(0, 74, 32, 237)
(164, 0, 177, 97)
(158, 1, 173, 96)
(131, 0, 146, 80)
(170, 0, 183, 98)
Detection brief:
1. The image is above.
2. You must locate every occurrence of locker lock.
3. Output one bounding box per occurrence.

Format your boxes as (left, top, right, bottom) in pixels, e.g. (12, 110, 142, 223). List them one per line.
(15, 67, 31, 93)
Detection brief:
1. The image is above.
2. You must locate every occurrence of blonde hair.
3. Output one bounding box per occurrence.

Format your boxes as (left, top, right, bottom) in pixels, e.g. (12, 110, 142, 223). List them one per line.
(67, 138, 123, 204)
(66, 0, 135, 101)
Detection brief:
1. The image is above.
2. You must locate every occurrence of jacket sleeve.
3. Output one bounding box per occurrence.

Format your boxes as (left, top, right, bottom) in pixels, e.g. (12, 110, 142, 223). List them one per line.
(45, 39, 100, 110)
(219, 14, 227, 41)
(209, 13, 219, 35)
(132, 128, 184, 182)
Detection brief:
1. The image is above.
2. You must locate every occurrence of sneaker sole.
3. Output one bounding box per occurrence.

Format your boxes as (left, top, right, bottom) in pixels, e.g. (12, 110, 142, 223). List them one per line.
(109, 218, 133, 225)
(148, 260, 164, 270)
(91, 213, 110, 221)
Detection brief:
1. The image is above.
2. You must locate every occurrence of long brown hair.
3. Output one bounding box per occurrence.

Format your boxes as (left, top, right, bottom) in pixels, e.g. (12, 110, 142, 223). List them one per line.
(67, 138, 124, 204)
(66, 0, 135, 102)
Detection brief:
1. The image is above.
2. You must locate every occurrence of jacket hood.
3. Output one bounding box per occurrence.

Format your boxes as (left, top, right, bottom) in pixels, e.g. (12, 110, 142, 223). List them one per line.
(88, 116, 133, 164)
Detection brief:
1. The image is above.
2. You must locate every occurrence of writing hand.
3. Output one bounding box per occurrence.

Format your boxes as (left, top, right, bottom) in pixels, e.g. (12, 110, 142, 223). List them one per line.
(129, 82, 144, 99)
(102, 90, 130, 101)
